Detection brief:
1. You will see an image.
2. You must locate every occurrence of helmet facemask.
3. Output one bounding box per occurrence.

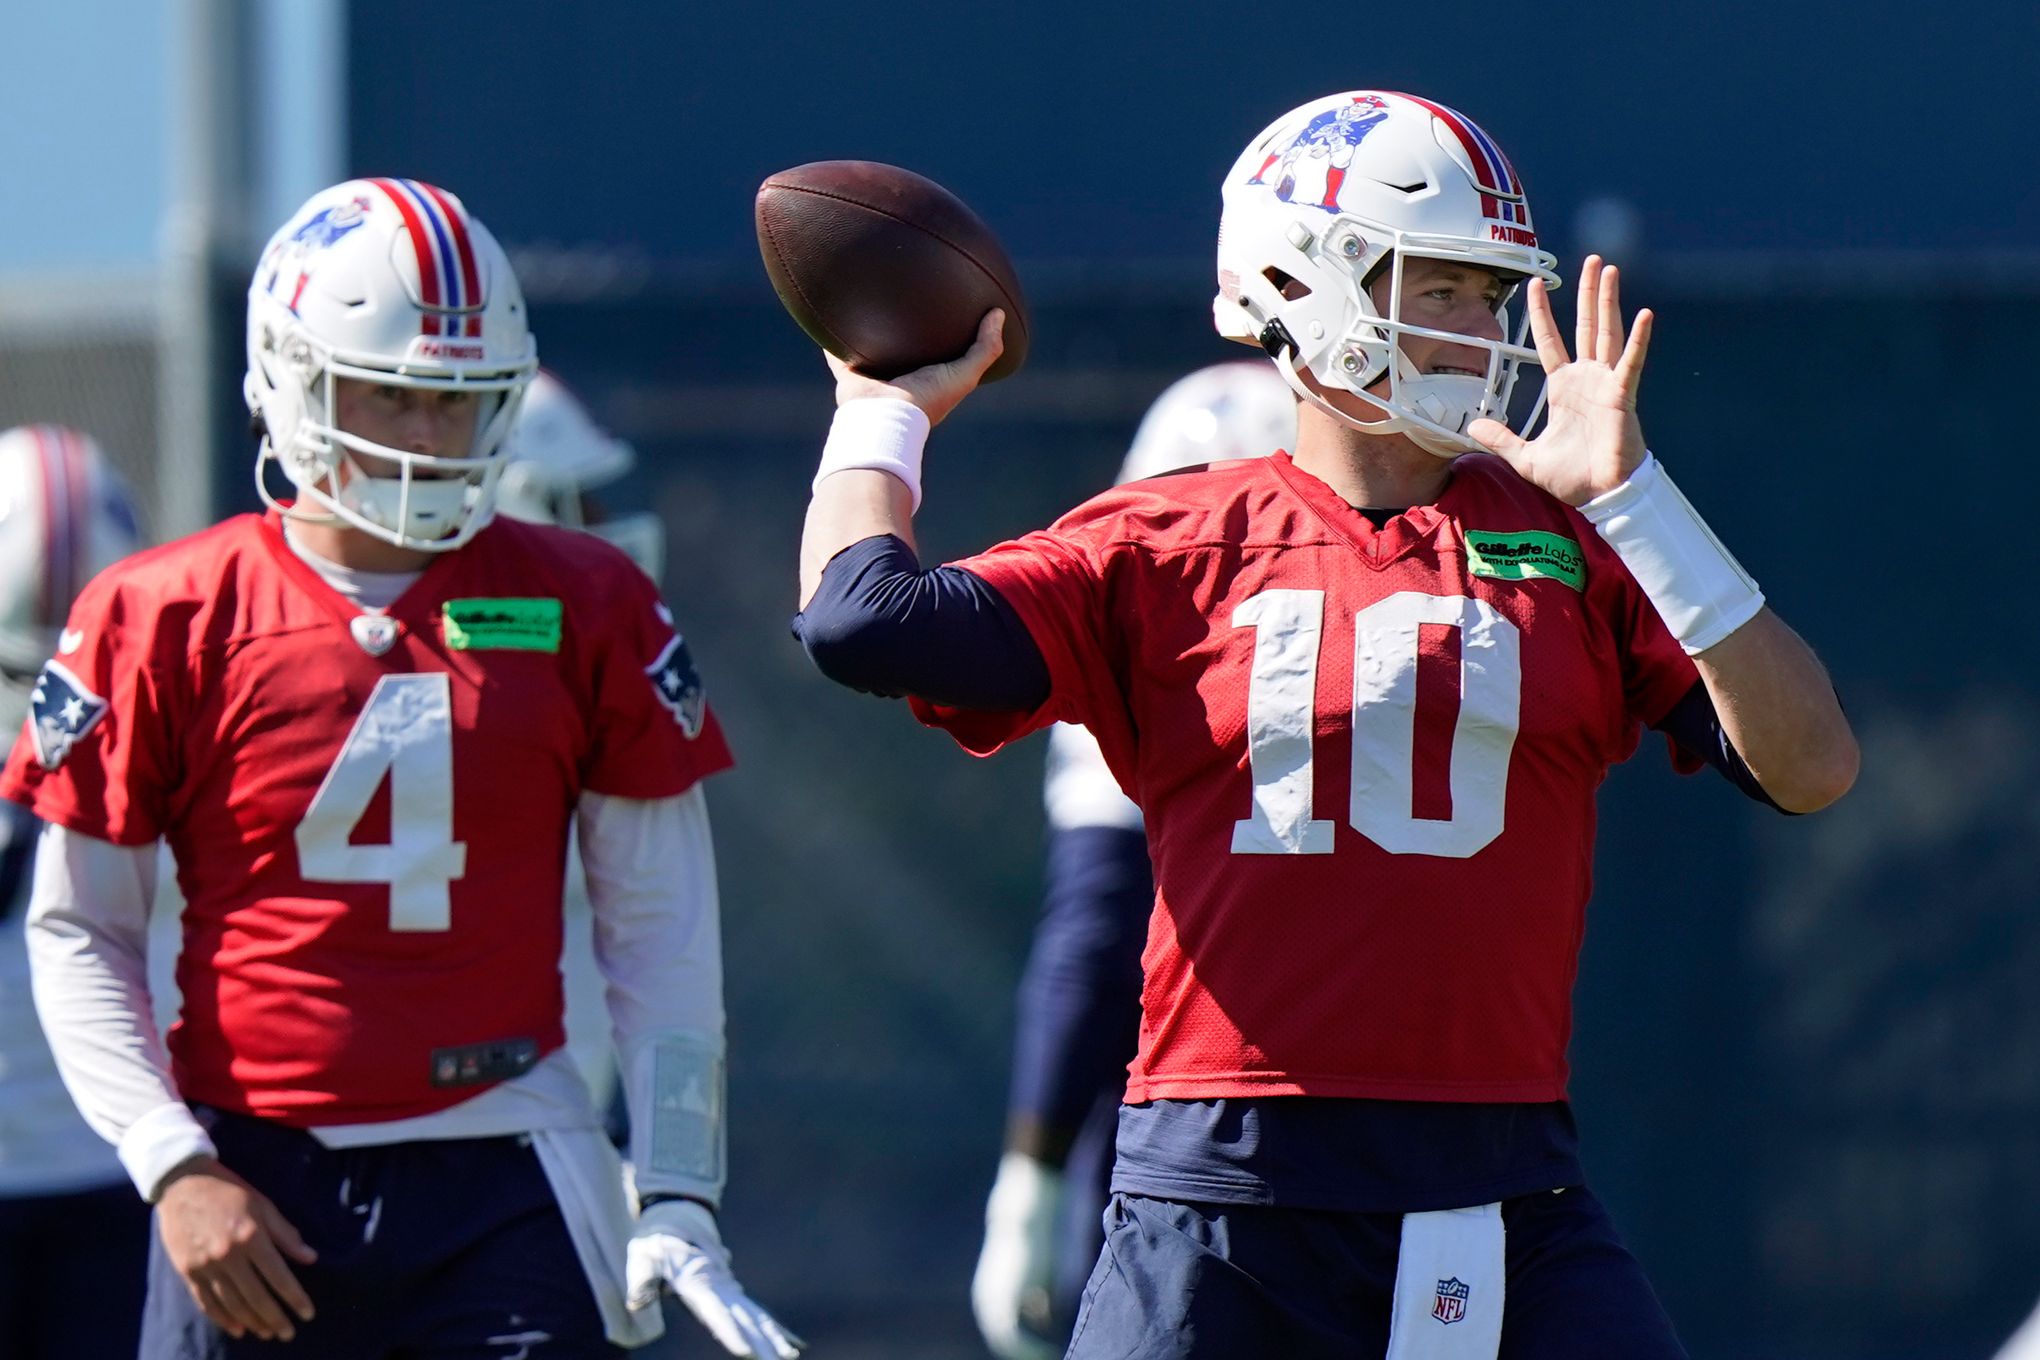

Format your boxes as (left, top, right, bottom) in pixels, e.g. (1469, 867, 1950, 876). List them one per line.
(1215, 92, 1561, 458)
(245, 179, 539, 552)
(254, 328, 531, 552)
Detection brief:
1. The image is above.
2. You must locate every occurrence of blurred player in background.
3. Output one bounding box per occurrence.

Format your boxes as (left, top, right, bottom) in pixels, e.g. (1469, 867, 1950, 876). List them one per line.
(497, 367, 661, 1123)
(499, 368, 665, 582)
(494, 370, 692, 1360)
(794, 90, 1858, 1357)
(971, 364, 1294, 1360)
(0, 425, 149, 1357)
(3, 180, 798, 1359)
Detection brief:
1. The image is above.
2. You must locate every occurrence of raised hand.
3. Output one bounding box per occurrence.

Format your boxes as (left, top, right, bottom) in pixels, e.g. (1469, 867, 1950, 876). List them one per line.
(828, 309, 1006, 427)
(1468, 256, 1652, 506)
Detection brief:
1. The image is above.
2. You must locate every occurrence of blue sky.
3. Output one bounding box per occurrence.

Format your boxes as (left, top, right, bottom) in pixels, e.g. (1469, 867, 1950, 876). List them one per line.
(0, 0, 340, 277)
(0, 1, 168, 272)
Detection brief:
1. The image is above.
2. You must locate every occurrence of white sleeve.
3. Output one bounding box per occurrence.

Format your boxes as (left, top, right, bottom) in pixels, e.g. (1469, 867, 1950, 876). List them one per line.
(24, 822, 215, 1200)
(577, 786, 726, 1209)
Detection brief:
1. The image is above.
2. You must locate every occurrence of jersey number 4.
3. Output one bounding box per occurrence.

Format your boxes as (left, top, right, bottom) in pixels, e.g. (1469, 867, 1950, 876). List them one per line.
(296, 674, 468, 931)
(1232, 589, 1521, 859)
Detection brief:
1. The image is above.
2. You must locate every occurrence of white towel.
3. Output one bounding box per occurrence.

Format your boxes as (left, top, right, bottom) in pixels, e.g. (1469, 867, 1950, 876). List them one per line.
(1384, 1202, 1505, 1360)
(530, 1125, 667, 1348)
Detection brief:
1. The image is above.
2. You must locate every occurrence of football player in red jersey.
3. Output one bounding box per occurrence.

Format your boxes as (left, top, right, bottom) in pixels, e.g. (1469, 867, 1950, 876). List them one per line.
(971, 363, 1297, 1360)
(1, 181, 799, 1359)
(792, 92, 1857, 1358)
(0, 427, 151, 1359)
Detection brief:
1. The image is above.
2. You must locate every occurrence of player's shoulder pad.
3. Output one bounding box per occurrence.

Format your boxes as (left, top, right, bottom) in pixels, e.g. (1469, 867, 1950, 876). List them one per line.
(477, 515, 661, 602)
(1449, 453, 1585, 526)
(1048, 455, 1273, 546)
(65, 513, 269, 639)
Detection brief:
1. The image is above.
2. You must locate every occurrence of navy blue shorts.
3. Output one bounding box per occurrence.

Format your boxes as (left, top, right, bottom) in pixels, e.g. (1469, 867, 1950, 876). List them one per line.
(141, 1109, 620, 1359)
(1067, 1188, 1687, 1359)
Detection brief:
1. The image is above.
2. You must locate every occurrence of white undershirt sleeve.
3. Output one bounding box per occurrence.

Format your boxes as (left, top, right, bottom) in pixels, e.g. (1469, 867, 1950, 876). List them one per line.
(24, 822, 214, 1200)
(577, 786, 727, 1209)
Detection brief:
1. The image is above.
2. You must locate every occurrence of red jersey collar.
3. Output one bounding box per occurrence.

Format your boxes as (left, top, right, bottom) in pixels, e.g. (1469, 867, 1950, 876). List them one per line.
(1266, 450, 1469, 568)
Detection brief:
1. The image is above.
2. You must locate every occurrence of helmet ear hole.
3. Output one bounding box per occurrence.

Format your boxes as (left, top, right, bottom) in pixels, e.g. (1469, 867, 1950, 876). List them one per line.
(1263, 267, 1311, 302)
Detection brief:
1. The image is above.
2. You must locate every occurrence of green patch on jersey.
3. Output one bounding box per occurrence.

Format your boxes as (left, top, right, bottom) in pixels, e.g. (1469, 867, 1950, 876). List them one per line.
(442, 598, 563, 652)
(1464, 531, 1586, 592)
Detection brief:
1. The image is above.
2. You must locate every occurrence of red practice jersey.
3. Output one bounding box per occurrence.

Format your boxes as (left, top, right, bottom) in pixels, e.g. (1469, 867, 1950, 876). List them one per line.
(1, 511, 731, 1125)
(916, 453, 1698, 1104)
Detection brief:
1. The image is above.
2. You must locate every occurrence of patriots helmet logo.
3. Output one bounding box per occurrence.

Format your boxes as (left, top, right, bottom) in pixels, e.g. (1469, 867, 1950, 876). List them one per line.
(646, 634, 706, 738)
(27, 661, 109, 771)
(1248, 94, 1391, 212)
(290, 196, 372, 250)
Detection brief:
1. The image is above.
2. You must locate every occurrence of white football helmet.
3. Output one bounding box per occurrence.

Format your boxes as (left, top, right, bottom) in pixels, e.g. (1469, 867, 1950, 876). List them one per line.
(245, 178, 539, 551)
(1118, 362, 1297, 484)
(1215, 91, 1561, 457)
(495, 369, 664, 579)
(0, 426, 143, 731)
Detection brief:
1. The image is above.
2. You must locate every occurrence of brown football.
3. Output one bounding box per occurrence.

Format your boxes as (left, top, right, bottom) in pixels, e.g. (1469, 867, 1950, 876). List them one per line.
(755, 160, 1030, 383)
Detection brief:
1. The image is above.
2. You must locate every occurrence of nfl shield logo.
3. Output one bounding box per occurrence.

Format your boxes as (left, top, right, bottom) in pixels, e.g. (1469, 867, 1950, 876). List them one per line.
(350, 613, 399, 656)
(1432, 1276, 1469, 1325)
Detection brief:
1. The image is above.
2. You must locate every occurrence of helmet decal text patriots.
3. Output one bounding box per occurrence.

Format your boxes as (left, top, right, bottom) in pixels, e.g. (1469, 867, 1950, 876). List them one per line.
(27, 660, 107, 771)
(646, 634, 706, 738)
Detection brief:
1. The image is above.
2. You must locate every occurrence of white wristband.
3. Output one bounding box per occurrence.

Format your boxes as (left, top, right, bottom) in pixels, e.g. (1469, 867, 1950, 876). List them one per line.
(814, 397, 931, 512)
(1580, 453, 1765, 655)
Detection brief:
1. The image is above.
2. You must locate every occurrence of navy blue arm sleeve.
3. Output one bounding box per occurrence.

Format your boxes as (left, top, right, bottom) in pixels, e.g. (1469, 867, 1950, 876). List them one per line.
(790, 534, 1052, 711)
(1653, 680, 1790, 813)
(1008, 824, 1152, 1150)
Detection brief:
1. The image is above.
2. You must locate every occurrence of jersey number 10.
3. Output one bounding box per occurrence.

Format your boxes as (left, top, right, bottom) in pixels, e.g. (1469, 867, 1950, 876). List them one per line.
(1231, 589, 1521, 860)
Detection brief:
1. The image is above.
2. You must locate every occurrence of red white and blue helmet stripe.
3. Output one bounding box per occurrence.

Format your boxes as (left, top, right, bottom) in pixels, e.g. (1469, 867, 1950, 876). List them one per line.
(368, 178, 486, 337)
(30, 425, 87, 628)
(1390, 93, 1533, 228)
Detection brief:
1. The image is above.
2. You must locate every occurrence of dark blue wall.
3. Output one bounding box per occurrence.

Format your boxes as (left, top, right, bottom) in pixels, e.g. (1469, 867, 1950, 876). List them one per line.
(352, 0, 2039, 266)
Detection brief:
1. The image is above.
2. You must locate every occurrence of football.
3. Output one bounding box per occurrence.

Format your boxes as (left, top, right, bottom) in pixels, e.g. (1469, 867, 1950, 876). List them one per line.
(755, 160, 1030, 383)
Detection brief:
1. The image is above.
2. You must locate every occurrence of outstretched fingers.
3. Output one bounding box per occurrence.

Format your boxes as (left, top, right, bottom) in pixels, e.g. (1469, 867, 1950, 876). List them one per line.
(1596, 264, 1626, 366)
(1574, 255, 1601, 370)
(1525, 279, 1570, 372)
(1613, 308, 1654, 402)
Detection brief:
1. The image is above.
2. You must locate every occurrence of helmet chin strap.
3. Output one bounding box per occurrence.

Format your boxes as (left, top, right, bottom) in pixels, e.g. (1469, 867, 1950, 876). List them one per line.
(1273, 350, 1486, 461)
(338, 453, 477, 545)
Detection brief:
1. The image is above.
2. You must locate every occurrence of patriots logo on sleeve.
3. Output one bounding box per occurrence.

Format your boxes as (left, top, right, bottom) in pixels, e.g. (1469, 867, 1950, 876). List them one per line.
(646, 635, 706, 738)
(27, 661, 109, 771)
